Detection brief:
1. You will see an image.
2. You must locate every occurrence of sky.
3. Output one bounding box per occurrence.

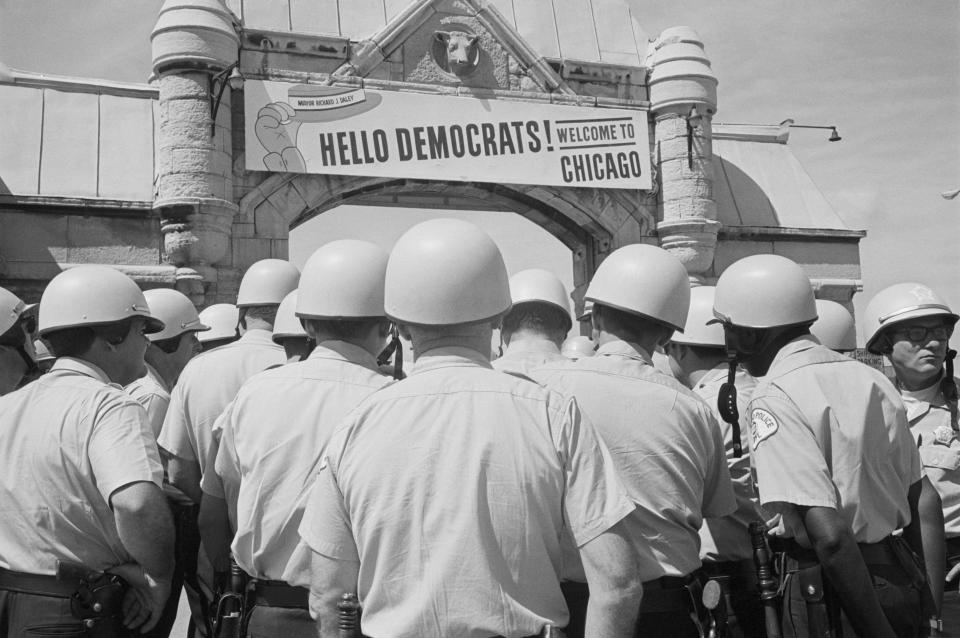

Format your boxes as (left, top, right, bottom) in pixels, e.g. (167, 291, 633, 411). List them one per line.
(1, 0, 957, 344)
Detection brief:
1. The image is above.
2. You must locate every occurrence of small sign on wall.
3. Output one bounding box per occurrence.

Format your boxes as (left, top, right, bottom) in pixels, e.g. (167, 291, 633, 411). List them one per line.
(245, 80, 651, 190)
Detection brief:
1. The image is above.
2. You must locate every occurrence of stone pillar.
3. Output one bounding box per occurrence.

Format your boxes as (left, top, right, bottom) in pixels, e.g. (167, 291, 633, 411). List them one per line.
(648, 27, 720, 284)
(151, 0, 240, 304)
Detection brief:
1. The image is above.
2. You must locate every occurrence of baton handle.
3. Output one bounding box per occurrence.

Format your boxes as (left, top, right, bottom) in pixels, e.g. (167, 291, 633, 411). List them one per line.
(750, 521, 782, 638)
(338, 593, 362, 638)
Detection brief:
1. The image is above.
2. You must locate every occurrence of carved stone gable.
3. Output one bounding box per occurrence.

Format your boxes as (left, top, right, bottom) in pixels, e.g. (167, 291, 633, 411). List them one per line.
(405, 11, 509, 89)
(335, 0, 564, 94)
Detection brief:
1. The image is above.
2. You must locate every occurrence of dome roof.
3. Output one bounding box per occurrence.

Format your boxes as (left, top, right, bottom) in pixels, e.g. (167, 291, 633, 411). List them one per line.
(233, 0, 650, 67)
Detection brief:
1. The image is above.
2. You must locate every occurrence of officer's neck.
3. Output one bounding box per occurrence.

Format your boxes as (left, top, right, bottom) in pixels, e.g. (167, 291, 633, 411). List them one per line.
(503, 329, 562, 350)
(596, 329, 660, 357)
(894, 364, 942, 392)
(684, 353, 728, 388)
(241, 317, 274, 333)
(410, 324, 493, 361)
(144, 346, 178, 390)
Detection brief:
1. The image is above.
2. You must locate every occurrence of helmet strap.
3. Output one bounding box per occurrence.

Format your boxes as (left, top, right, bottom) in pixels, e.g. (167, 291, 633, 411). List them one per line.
(942, 348, 958, 427)
(377, 324, 404, 380)
(718, 350, 743, 458)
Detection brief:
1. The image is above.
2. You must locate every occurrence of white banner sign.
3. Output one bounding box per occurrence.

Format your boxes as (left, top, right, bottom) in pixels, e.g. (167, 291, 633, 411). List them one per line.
(244, 80, 651, 190)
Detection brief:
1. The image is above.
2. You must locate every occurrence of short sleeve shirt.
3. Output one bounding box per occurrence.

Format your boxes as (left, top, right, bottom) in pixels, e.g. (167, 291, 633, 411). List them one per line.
(533, 339, 736, 580)
(0, 358, 163, 574)
(900, 376, 960, 537)
(125, 363, 170, 439)
(299, 346, 633, 637)
(749, 336, 921, 544)
(693, 365, 765, 562)
(158, 330, 284, 478)
(201, 341, 390, 587)
(492, 339, 567, 380)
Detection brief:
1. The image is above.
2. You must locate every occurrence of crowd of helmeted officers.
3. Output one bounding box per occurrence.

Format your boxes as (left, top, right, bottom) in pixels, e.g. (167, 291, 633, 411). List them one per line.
(0, 216, 957, 638)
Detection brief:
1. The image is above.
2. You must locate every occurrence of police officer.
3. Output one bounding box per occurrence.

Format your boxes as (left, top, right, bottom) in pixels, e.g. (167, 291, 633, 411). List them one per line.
(534, 244, 736, 638)
(865, 282, 959, 634)
(493, 268, 572, 378)
(713, 255, 932, 638)
(810, 299, 857, 354)
(577, 298, 674, 376)
(270, 290, 315, 363)
(664, 285, 765, 637)
(301, 218, 642, 638)
(0, 265, 174, 635)
(158, 258, 298, 635)
(561, 335, 596, 360)
(197, 240, 392, 637)
(197, 303, 240, 352)
(124, 288, 209, 638)
(0, 286, 36, 394)
(159, 258, 299, 505)
(127, 288, 209, 438)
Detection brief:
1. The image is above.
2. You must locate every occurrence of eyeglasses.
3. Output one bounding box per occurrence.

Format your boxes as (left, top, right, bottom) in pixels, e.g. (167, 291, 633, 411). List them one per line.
(893, 325, 954, 343)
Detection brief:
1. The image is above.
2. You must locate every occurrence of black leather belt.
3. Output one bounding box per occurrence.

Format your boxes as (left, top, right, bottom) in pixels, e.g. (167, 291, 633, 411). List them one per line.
(778, 537, 899, 569)
(0, 566, 79, 598)
(639, 573, 697, 613)
(252, 579, 309, 609)
(701, 558, 759, 592)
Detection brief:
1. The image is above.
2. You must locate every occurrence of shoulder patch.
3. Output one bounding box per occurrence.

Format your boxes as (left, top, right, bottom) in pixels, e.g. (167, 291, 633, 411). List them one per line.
(751, 408, 780, 449)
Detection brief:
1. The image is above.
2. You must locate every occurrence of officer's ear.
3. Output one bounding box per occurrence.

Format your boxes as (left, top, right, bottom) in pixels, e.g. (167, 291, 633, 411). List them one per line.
(874, 332, 894, 355)
(591, 305, 605, 332)
(397, 323, 412, 341)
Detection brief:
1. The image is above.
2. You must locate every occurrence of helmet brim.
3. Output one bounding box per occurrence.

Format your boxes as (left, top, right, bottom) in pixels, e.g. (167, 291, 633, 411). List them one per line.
(586, 297, 684, 332)
(866, 309, 959, 354)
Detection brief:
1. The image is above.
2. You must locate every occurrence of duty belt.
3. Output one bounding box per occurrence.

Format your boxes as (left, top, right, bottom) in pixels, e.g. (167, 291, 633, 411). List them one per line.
(701, 558, 757, 581)
(777, 537, 900, 570)
(639, 573, 699, 614)
(0, 566, 78, 598)
(251, 579, 309, 609)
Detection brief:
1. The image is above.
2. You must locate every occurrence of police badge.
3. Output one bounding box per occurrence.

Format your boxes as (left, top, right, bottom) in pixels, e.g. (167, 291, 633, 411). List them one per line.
(934, 424, 956, 446)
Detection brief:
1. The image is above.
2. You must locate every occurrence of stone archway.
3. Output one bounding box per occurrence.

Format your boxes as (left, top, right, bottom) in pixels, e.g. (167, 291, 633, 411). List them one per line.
(234, 172, 658, 315)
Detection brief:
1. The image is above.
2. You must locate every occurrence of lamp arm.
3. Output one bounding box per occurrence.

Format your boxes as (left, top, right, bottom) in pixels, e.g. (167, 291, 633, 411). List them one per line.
(210, 62, 239, 136)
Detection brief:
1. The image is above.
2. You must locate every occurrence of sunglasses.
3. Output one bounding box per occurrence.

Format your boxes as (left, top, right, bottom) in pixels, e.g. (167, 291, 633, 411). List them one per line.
(894, 325, 954, 343)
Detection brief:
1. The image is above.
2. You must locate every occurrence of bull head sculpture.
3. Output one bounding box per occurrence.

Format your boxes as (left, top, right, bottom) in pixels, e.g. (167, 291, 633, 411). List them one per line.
(433, 30, 481, 76)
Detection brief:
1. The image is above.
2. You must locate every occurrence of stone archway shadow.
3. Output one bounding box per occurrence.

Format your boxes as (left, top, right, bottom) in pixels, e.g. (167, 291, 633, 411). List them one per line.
(239, 172, 657, 315)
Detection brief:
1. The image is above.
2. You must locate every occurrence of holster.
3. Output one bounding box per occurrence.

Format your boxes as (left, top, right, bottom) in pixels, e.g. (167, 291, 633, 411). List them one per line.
(639, 571, 709, 638)
(883, 536, 932, 627)
(796, 564, 842, 638)
(57, 560, 128, 638)
(700, 577, 728, 638)
(212, 562, 250, 638)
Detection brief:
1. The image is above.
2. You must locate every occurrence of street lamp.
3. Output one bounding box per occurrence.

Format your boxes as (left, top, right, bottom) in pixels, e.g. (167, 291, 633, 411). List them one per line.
(779, 119, 841, 142)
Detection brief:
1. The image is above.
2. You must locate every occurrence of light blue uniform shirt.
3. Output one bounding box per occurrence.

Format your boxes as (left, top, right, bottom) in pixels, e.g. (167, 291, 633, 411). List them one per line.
(158, 329, 285, 479)
(492, 337, 567, 380)
(533, 339, 736, 581)
(900, 376, 960, 537)
(0, 358, 163, 574)
(201, 341, 390, 586)
(300, 346, 632, 637)
(694, 364, 765, 562)
(749, 336, 921, 545)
